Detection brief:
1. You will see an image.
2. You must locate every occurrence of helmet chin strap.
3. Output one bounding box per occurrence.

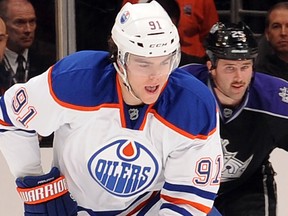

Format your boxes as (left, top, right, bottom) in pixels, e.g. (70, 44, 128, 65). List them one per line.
(113, 62, 142, 102)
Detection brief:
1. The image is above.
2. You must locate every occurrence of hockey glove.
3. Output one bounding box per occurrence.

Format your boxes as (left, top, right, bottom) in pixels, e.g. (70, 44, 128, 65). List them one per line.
(16, 167, 78, 216)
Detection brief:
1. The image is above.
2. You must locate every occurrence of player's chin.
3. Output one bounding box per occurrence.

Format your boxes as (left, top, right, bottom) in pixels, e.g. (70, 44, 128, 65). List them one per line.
(142, 94, 160, 104)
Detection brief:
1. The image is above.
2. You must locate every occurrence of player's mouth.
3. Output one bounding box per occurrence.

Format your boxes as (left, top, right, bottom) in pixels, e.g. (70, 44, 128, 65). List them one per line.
(232, 84, 244, 88)
(145, 85, 159, 94)
(231, 83, 246, 93)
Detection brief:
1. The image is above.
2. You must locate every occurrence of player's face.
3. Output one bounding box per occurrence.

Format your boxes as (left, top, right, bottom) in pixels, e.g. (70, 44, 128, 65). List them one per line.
(209, 59, 253, 106)
(265, 8, 288, 56)
(5, 1, 36, 53)
(125, 53, 172, 104)
(0, 19, 8, 61)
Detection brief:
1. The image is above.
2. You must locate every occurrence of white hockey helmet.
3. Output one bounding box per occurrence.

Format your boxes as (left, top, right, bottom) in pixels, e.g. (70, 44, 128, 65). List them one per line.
(111, 1, 180, 65)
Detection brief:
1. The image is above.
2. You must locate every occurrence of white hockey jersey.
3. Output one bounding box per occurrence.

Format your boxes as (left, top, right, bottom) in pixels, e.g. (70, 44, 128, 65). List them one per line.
(0, 51, 222, 215)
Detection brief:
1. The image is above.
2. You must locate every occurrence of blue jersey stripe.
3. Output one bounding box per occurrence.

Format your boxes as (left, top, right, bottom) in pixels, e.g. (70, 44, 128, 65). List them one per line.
(0, 96, 12, 125)
(163, 182, 216, 200)
(160, 203, 193, 216)
(137, 191, 160, 215)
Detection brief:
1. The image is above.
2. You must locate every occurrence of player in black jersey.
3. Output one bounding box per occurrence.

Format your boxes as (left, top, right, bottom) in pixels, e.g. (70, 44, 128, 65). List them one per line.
(182, 21, 288, 216)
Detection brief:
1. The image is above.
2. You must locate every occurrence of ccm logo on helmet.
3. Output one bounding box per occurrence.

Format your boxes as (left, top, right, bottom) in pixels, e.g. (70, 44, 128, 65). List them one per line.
(149, 43, 167, 48)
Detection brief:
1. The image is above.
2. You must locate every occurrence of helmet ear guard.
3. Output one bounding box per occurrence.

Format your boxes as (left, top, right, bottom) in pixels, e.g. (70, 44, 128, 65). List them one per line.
(206, 50, 217, 70)
(117, 50, 129, 68)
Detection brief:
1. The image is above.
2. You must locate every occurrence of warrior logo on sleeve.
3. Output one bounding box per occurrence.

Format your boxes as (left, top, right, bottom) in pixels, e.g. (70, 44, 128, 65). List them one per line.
(87, 139, 159, 197)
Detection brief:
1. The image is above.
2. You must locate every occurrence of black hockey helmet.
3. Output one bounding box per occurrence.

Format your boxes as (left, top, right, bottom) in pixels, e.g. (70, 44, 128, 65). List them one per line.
(205, 22, 258, 67)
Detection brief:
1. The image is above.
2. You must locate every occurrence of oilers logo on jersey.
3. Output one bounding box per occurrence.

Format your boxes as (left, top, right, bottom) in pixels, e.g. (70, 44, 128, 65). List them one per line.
(88, 139, 159, 197)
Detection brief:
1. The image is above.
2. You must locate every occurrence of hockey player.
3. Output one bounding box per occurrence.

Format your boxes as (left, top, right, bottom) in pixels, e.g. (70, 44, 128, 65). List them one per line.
(0, 1, 222, 215)
(181, 21, 288, 215)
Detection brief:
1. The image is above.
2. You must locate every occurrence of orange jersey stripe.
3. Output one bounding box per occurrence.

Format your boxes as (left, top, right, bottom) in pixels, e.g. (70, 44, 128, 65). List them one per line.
(161, 194, 211, 214)
(127, 191, 159, 216)
(150, 109, 216, 140)
(0, 119, 11, 126)
(48, 66, 121, 111)
(116, 77, 126, 128)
